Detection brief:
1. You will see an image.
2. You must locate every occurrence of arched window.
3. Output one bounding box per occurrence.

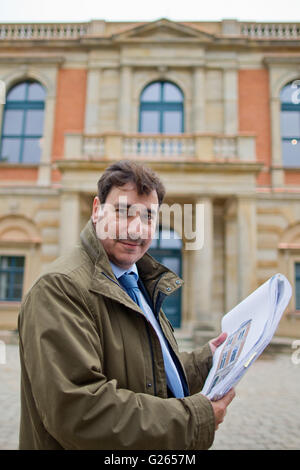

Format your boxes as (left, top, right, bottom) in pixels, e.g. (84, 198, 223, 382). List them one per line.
(139, 81, 184, 134)
(280, 81, 300, 167)
(0, 80, 46, 164)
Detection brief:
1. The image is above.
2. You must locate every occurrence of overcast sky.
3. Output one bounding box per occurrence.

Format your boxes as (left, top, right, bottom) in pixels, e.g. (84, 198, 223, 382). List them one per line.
(1, 0, 300, 23)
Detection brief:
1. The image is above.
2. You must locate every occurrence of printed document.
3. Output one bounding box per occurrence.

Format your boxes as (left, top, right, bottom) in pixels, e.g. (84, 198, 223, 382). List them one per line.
(201, 273, 292, 400)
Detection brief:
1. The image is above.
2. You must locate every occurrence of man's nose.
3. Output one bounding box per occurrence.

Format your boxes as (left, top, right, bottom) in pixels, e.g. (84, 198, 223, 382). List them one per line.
(127, 215, 146, 240)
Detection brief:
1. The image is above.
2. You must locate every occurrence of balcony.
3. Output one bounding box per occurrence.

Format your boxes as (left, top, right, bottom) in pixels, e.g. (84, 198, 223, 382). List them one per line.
(63, 132, 257, 164)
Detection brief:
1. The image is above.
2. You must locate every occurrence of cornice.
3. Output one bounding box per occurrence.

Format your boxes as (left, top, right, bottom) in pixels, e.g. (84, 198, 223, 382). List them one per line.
(0, 54, 65, 65)
(55, 159, 263, 174)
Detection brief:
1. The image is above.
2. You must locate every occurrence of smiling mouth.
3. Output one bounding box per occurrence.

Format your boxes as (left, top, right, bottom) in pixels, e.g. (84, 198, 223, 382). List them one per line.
(117, 240, 142, 247)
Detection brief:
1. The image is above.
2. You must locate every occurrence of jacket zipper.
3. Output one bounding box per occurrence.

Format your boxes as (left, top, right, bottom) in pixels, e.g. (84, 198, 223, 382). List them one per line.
(151, 273, 165, 316)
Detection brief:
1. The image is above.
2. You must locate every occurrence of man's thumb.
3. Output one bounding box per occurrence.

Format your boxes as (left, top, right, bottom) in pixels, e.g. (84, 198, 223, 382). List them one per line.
(223, 388, 235, 406)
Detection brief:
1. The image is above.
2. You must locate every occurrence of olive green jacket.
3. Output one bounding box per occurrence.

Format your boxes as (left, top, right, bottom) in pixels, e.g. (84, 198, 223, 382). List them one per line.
(18, 219, 215, 450)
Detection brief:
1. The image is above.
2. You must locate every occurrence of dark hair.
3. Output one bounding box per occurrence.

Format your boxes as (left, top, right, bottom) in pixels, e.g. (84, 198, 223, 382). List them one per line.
(97, 160, 166, 206)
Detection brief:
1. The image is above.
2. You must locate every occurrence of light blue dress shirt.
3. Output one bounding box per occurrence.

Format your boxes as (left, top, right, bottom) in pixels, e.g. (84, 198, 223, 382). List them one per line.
(110, 261, 184, 398)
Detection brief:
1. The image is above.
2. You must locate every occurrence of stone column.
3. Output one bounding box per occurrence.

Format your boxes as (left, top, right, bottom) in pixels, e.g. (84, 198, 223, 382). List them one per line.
(270, 96, 284, 187)
(237, 197, 257, 301)
(37, 92, 56, 186)
(224, 197, 257, 312)
(223, 68, 238, 135)
(224, 198, 239, 312)
(118, 66, 132, 133)
(59, 192, 81, 255)
(191, 198, 216, 343)
(192, 67, 206, 132)
(84, 67, 102, 134)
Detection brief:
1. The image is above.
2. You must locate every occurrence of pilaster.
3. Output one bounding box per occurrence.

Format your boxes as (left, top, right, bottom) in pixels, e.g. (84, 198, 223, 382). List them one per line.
(84, 67, 102, 134)
(223, 68, 238, 135)
(237, 196, 257, 300)
(192, 67, 206, 132)
(118, 66, 132, 133)
(59, 192, 81, 255)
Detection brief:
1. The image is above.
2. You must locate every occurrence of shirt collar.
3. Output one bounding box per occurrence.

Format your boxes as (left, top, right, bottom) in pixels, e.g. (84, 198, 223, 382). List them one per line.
(110, 261, 138, 281)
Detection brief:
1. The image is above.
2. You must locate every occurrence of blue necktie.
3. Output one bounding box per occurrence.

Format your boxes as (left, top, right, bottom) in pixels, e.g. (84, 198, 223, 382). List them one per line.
(118, 272, 184, 398)
(118, 272, 143, 307)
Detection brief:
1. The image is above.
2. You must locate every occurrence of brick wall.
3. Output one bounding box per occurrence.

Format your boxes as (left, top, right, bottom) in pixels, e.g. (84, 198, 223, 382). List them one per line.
(0, 167, 38, 182)
(238, 70, 271, 186)
(51, 68, 87, 169)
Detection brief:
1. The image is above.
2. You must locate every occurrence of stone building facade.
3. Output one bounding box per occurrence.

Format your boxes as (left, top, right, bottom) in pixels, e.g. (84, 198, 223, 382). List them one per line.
(0, 18, 300, 337)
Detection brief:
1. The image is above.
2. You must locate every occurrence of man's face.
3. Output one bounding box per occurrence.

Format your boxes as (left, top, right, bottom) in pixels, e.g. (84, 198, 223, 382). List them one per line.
(92, 183, 159, 270)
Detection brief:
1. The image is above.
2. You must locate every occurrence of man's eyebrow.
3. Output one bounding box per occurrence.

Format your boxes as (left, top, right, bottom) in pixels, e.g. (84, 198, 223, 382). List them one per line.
(113, 202, 158, 215)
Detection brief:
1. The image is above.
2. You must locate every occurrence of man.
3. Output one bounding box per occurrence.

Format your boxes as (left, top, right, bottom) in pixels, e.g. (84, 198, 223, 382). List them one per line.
(18, 160, 234, 450)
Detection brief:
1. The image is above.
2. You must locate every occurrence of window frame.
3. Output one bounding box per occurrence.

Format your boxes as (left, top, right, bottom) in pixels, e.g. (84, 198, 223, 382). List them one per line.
(139, 80, 184, 134)
(0, 255, 25, 302)
(280, 81, 300, 168)
(0, 80, 45, 164)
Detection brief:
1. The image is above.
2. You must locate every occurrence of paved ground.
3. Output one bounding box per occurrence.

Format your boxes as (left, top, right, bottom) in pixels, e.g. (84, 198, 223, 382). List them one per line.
(0, 341, 300, 450)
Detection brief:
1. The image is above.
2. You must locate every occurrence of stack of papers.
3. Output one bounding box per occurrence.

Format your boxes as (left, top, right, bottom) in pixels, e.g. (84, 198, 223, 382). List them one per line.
(201, 273, 292, 401)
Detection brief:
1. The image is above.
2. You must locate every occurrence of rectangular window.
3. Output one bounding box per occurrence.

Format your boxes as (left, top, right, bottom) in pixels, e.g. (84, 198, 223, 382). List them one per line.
(0, 256, 25, 301)
(295, 263, 300, 310)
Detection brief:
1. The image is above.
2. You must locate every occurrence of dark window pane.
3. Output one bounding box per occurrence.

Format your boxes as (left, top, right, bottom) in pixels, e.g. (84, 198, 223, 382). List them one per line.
(0, 272, 9, 299)
(12, 286, 23, 300)
(22, 138, 41, 163)
(0, 258, 7, 269)
(140, 110, 160, 133)
(14, 257, 25, 267)
(296, 263, 300, 309)
(280, 111, 300, 138)
(141, 83, 161, 102)
(281, 140, 300, 167)
(160, 256, 180, 273)
(25, 109, 44, 135)
(28, 82, 46, 101)
(1, 138, 21, 163)
(163, 83, 183, 102)
(13, 272, 24, 284)
(163, 111, 182, 133)
(150, 238, 158, 249)
(3, 109, 24, 135)
(0, 256, 25, 301)
(6, 83, 27, 101)
(160, 233, 182, 249)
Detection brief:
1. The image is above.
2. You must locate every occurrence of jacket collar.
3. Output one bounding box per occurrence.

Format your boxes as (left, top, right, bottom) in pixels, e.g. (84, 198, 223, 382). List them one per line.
(80, 218, 183, 313)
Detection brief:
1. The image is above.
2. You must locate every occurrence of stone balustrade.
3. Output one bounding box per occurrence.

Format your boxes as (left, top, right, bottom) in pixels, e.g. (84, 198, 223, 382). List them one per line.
(123, 135, 195, 158)
(1, 21, 300, 41)
(64, 132, 256, 162)
(240, 22, 300, 39)
(0, 23, 88, 40)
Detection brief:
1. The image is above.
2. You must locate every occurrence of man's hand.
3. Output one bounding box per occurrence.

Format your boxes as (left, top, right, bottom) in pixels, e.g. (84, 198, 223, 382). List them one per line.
(209, 332, 227, 354)
(210, 388, 235, 430)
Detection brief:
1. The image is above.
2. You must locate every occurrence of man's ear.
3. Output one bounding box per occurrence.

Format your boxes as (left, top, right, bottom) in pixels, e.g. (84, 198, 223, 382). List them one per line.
(92, 196, 101, 223)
